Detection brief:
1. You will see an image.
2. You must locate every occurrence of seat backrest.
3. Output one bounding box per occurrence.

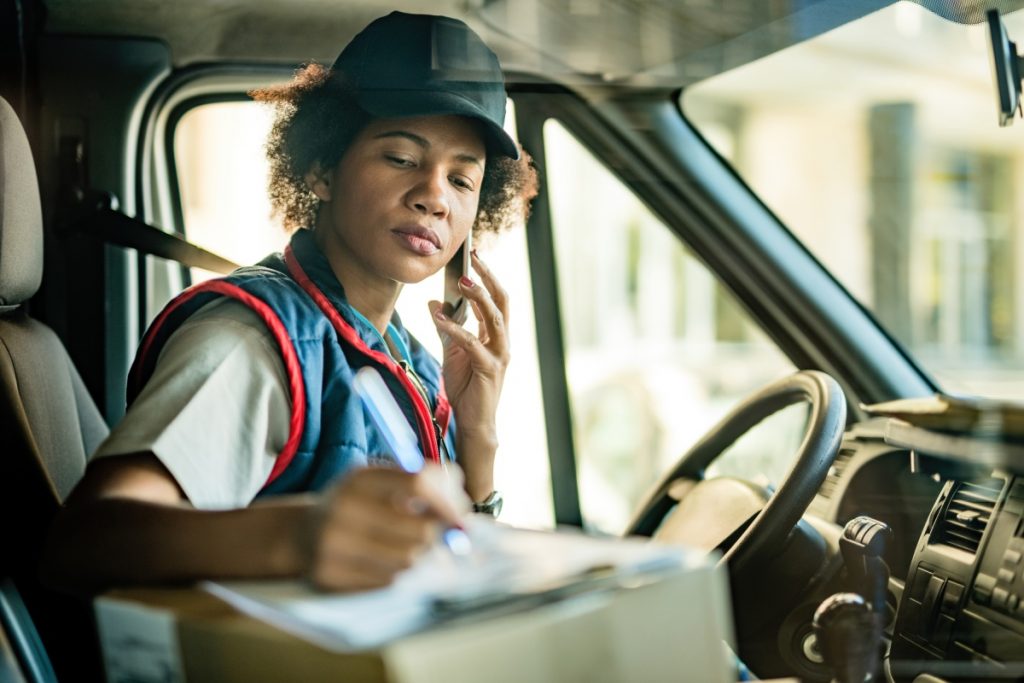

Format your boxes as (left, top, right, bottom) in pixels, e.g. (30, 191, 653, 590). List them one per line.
(0, 95, 110, 682)
(0, 95, 109, 565)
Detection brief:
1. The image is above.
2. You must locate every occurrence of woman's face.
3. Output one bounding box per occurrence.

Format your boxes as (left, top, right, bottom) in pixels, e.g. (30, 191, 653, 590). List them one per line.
(312, 114, 486, 289)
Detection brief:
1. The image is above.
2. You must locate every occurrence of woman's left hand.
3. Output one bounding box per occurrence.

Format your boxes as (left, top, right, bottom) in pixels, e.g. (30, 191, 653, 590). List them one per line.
(428, 251, 509, 502)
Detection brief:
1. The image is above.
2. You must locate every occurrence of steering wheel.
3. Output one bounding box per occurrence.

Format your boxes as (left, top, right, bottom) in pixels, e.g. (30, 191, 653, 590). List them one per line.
(625, 370, 846, 576)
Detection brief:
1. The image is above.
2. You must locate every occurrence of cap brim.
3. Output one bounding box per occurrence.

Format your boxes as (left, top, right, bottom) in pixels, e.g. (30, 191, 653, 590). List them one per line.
(355, 89, 520, 160)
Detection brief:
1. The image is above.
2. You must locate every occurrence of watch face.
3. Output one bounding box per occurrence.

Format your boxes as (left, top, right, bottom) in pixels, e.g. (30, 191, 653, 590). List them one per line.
(474, 491, 503, 518)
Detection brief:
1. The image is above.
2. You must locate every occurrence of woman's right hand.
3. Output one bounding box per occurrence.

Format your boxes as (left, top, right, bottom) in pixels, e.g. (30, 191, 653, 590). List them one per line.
(306, 465, 465, 591)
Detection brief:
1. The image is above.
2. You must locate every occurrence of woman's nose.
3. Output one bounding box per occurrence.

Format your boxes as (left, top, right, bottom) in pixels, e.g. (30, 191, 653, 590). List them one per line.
(407, 167, 450, 217)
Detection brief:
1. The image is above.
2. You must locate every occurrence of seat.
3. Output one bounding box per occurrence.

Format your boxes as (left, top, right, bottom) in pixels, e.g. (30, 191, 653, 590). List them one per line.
(0, 96, 110, 680)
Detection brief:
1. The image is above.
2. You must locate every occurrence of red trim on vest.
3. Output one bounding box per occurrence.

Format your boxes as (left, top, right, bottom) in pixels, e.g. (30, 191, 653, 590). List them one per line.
(130, 281, 307, 487)
(434, 380, 451, 438)
(283, 245, 443, 464)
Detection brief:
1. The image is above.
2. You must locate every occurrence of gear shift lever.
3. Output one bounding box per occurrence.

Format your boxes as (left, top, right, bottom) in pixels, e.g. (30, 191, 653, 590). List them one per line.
(813, 593, 879, 682)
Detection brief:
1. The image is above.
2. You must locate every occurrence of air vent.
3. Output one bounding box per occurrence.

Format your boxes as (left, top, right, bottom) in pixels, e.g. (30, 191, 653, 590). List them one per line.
(817, 447, 856, 500)
(936, 480, 1002, 554)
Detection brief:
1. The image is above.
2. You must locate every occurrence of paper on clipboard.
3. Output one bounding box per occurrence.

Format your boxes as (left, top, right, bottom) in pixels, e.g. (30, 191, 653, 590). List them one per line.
(203, 520, 697, 652)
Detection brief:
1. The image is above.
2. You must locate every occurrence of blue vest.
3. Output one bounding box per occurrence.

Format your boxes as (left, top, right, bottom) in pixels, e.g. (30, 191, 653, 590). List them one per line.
(127, 228, 454, 496)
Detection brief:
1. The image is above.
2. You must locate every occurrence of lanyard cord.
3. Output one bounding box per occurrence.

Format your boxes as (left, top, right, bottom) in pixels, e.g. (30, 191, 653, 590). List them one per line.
(343, 308, 452, 466)
(347, 307, 438, 426)
(349, 310, 453, 467)
(346, 307, 413, 365)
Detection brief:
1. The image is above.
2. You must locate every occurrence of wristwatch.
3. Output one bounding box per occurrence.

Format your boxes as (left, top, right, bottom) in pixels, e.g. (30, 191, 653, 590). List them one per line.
(472, 490, 503, 518)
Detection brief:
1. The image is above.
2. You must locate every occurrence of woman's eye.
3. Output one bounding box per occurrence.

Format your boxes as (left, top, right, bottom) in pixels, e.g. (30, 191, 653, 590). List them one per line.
(450, 175, 475, 191)
(386, 155, 415, 167)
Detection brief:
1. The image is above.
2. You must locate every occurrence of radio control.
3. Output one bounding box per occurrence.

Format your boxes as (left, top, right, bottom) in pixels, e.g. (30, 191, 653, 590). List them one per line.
(993, 587, 1010, 609)
(941, 581, 964, 614)
(974, 573, 996, 605)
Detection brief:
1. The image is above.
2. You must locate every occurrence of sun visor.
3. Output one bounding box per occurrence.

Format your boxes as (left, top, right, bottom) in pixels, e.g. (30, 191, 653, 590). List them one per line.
(477, 0, 897, 88)
(911, 0, 1024, 24)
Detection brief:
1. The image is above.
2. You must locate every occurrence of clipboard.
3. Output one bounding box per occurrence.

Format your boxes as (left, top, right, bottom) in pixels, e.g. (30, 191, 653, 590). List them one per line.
(429, 563, 631, 621)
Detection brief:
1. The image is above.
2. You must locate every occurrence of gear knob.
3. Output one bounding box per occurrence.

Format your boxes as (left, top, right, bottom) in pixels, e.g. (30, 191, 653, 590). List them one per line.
(813, 592, 880, 682)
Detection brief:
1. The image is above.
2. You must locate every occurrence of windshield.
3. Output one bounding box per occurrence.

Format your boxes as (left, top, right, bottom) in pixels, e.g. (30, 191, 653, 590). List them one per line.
(684, 1, 1024, 400)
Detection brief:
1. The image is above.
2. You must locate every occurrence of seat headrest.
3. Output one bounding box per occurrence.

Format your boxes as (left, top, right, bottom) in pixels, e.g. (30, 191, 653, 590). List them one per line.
(0, 97, 43, 311)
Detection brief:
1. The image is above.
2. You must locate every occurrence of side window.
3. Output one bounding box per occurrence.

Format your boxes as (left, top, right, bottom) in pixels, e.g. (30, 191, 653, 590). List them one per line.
(169, 96, 554, 529)
(174, 101, 288, 275)
(543, 119, 807, 535)
(146, 99, 289, 324)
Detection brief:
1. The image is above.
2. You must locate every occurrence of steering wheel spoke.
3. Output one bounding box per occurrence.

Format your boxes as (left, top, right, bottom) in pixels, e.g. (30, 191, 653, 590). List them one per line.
(655, 476, 770, 553)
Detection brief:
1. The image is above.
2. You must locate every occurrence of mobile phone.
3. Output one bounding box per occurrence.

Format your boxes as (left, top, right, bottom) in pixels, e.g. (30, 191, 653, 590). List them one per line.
(443, 233, 472, 324)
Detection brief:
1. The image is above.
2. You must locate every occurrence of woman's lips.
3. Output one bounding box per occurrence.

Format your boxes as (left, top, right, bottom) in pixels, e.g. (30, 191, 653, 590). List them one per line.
(392, 227, 441, 256)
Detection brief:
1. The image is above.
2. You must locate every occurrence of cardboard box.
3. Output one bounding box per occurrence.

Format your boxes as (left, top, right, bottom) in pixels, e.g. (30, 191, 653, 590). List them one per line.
(96, 565, 734, 683)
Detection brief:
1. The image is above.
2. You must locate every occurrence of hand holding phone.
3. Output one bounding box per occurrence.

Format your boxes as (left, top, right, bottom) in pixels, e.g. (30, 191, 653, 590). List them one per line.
(443, 233, 472, 325)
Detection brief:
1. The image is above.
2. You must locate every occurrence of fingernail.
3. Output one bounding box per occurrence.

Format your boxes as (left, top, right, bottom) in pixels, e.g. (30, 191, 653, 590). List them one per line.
(435, 309, 447, 321)
(460, 276, 475, 288)
(442, 526, 473, 556)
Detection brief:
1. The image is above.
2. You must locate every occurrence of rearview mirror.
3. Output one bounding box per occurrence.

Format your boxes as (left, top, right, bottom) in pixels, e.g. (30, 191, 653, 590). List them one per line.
(987, 8, 1023, 126)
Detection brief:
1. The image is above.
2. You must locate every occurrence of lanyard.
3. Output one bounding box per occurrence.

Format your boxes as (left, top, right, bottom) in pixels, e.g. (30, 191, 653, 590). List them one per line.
(347, 307, 445, 465)
(346, 307, 413, 365)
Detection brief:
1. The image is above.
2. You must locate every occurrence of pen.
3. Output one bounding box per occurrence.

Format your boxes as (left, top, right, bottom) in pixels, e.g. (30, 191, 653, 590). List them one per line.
(353, 366, 472, 556)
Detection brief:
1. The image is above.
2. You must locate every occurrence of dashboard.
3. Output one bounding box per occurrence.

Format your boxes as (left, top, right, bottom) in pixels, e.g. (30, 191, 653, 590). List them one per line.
(819, 419, 1024, 682)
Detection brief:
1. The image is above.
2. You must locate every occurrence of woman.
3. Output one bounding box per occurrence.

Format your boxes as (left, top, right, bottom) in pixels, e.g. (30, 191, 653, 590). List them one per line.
(42, 11, 538, 594)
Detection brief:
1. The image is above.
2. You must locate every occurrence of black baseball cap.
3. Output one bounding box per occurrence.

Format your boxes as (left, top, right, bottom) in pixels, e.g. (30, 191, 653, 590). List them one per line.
(332, 11, 519, 160)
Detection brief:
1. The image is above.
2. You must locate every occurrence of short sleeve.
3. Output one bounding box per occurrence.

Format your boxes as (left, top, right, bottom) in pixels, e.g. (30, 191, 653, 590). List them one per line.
(92, 298, 291, 509)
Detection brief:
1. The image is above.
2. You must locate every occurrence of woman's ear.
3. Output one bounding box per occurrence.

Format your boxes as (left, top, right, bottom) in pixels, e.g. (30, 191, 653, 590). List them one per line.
(304, 162, 333, 202)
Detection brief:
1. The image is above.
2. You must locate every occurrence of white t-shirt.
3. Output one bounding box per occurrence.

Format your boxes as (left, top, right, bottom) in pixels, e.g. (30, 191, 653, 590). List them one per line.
(92, 299, 291, 509)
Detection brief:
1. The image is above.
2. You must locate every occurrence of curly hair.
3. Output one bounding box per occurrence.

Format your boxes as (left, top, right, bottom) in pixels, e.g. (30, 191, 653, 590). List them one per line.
(250, 63, 539, 235)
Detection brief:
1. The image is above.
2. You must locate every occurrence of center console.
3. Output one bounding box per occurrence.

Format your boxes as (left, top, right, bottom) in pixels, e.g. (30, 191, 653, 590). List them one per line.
(890, 476, 1024, 681)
